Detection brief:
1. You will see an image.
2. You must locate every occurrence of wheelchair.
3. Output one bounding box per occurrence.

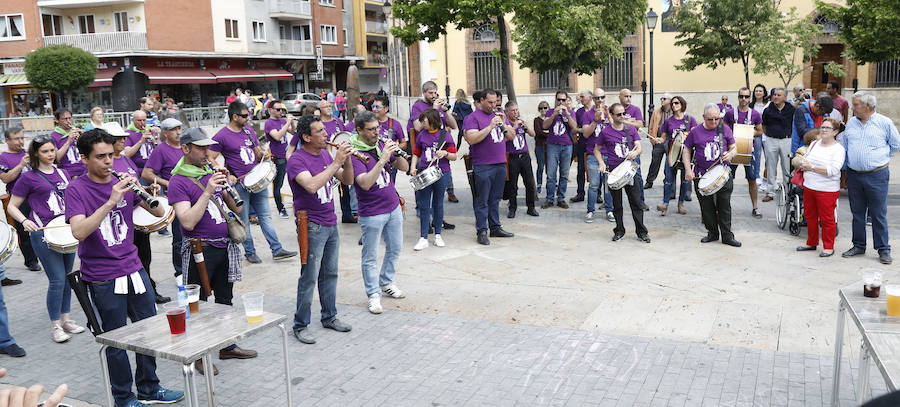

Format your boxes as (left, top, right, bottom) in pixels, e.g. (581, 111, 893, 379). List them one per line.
(774, 180, 838, 237)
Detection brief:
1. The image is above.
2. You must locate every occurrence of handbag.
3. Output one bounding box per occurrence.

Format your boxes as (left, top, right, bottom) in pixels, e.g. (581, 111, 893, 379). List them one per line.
(790, 140, 818, 188)
(190, 177, 247, 244)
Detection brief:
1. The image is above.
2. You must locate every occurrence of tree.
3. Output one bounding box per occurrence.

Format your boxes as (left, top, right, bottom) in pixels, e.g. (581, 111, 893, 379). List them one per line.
(666, 0, 777, 88)
(511, 0, 646, 90)
(751, 8, 823, 89)
(817, 0, 900, 63)
(24, 45, 97, 110)
(390, 0, 518, 101)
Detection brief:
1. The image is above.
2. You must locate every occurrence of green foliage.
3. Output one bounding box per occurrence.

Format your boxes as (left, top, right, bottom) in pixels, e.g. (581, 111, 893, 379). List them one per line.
(817, 0, 900, 63)
(24, 45, 97, 92)
(389, 0, 510, 45)
(666, 0, 777, 88)
(824, 61, 847, 78)
(511, 0, 646, 81)
(752, 8, 822, 88)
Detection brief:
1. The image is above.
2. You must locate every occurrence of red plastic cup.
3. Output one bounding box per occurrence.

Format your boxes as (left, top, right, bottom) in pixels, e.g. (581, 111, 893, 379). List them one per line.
(165, 306, 186, 335)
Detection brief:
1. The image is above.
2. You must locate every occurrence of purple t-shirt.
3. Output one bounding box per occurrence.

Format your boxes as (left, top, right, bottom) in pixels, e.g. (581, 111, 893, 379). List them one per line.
(463, 109, 508, 166)
(265, 118, 293, 159)
(287, 148, 337, 226)
(113, 155, 140, 178)
(51, 130, 85, 178)
(10, 167, 69, 227)
(598, 125, 640, 169)
(684, 124, 735, 176)
(506, 123, 529, 155)
(379, 117, 406, 142)
(65, 175, 143, 282)
(623, 104, 644, 123)
(579, 108, 608, 155)
(144, 142, 182, 181)
(125, 129, 156, 169)
(543, 108, 576, 146)
(415, 129, 455, 173)
(351, 142, 400, 217)
(0, 151, 26, 189)
(168, 174, 229, 248)
(575, 107, 593, 148)
(322, 119, 346, 142)
(660, 115, 699, 148)
(723, 108, 762, 129)
(211, 126, 260, 178)
(408, 100, 450, 133)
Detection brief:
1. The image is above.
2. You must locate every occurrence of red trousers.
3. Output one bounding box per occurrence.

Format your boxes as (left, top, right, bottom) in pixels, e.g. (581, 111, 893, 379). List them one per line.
(803, 187, 839, 250)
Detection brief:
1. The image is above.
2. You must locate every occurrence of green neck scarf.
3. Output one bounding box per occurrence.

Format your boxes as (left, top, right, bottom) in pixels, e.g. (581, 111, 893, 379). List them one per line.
(349, 133, 381, 156)
(126, 122, 143, 133)
(53, 126, 70, 137)
(171, 157, 214, 178)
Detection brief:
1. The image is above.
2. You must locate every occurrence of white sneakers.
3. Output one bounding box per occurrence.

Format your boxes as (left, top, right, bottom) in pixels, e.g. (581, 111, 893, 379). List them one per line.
(51, 324, 71, 343)
(381, 284, 406, 298)
(585, 212, 594, 223)
(367, 293, 383, 314)
(62, 320, 85, 334)
(414, 235, 445, 250)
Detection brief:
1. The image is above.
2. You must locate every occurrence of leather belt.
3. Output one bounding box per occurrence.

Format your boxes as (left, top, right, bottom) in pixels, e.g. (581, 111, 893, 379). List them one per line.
(849, 164, 888, 174)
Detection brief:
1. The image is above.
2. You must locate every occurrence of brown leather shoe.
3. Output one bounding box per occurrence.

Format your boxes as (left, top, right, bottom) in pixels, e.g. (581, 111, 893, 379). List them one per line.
(219, 346, 258, 360)
(194, 359, 219, 375)
(677, 203, 687, 215)
(762, 195, 774, 202)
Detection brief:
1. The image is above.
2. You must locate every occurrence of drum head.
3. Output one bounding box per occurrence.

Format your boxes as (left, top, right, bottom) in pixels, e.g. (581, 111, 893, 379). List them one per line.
(243, 161, 274, 185)
(44, 216, 78, 246)
(329, 132, 353, 160)
(698, 165, 727, 189)
(0, 222, 11, 250)
(134, 197, 170, 226)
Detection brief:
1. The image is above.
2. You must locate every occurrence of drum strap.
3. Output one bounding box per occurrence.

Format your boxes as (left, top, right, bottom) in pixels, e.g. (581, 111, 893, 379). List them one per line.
(32, 168, 66, 200)
(716, 122, 726, 160)
(733, 108, 751, 125)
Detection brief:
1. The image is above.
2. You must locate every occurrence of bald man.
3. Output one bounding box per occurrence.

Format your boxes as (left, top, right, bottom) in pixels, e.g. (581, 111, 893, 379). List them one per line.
(125, 109, 160, 171)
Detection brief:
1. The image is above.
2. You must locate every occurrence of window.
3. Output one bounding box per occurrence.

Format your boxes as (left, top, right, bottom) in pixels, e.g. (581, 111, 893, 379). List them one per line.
(252, 21, 266, 41)
(319, 0, 335, 6)
(41, 14, 61, 36)
(225, 19, 239, 39)
(320, 25, 337, 44)
(77, 15, 95, 34)
(0, 14, 25, 40)
(602, 46, 635, 90)
(538, 70, 569, 92)
(875, 59, 900, 88)
(342, 28, 348, 47)
(113, 12, 128, 32)
(471, 24, 503, 90)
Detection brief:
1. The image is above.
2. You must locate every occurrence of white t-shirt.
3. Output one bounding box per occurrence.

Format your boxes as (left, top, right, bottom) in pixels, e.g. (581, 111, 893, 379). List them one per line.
(802, 141, 845, 192)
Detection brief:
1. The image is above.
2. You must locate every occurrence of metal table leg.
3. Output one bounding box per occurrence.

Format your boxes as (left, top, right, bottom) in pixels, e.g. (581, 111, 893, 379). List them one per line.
(203, 353, 216, 407)
(831, 300, 846, 407)
(278, 322, 293, 407)
(858, 341, 871, 404)
(99, 346, 115, 407)
(182, 363, 199, 407)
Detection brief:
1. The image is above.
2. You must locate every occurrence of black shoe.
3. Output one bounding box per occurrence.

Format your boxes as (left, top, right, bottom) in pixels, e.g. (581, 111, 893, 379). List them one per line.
(0, 344, 25, 357)
(442, 221, 455, 230)
(159, 228, 171, 236)
(701, 235, 719, 243)
(477, 231, 490, 245)
(685, 195, 693, 202)
(557, 201, 569, 209)
(341, 217, 358, 224)
(245, 253, 262, 264)
(273, 249, 298, 260)
(489, 228, 514, 238)
(644, 181, 653, 189)
(570, 195, 585, 203)
(448, 193, 459, 203)
(842, 247, 865, 258)
(880, 251, 893, 265)
(526, 208, 539, 217)
(612, 232, 624, 242)
(358, 237, 363, 246)
(0, 278, 22, 287)
(26, 262, 41, 272)
(155, 293, 171, 304)
(507, 209, 516, 219)
(597, 196, 603, 204)
(638, 234, 651, 243)
(639, 202, 649, 211)
(541, 200, 554, 209)
(722, 237, 742, 247)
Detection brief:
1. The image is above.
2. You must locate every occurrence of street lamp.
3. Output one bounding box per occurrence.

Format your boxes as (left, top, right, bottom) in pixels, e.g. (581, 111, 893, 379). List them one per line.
(646, 8, 658, 122)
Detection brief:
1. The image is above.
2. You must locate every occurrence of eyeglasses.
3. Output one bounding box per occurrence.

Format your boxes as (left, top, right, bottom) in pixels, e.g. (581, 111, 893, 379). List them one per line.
(364, 126, 379, 132)
(705, 117, 720, 121)
(738, 95, 751, 99)
(372, 105, 384, 110)
(820, 126, 834, 130)
(613, 112, 625, 117)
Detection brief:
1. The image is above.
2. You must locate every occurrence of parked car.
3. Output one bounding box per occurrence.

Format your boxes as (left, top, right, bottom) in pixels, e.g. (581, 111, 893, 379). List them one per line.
(283, 93, 323, 114)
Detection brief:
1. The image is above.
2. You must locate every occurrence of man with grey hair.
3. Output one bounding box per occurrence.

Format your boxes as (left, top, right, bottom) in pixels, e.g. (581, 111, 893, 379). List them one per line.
(645, 93, 673, 189)
(572, 89, 595, 202)
(761, 87, 795, 201)
(788, 84, 807, 106)
(683, 104, 740, 247)
(840, 92, 899, 265)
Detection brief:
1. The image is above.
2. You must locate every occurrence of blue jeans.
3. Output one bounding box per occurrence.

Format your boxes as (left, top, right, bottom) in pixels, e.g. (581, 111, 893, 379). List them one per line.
(474, 163, 506, 232)
(663, 161, 689, 205)
(31, 231, 75, 321)
(848, 167, 891, 253)
(273, 158, 287, 213)
(237, 183, 284, 256)
(416, 171, 450, 237)
(534, 144, 546, 190)
(545, 143, 572, 202)
(89, 268, 160, 406)
(600, 155, 614, 213)
(359, 206, 403, 297)
(293, 222, 339, 329)
(634, 155, 646, 202)
(0, 265, 15, 349)
(586, 156, 602, 213)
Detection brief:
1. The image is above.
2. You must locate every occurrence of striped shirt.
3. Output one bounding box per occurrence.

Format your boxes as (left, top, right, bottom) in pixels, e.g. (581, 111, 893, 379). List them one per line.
(840, 112, 900, 171)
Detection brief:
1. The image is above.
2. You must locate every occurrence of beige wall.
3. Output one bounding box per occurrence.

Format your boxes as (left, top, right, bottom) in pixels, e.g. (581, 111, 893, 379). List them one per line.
(210, 0, 248, 53)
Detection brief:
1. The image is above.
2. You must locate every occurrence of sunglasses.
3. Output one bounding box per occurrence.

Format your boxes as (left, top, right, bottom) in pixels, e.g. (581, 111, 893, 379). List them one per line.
(672, 101, 681, 105)
(738, 95, 751, 99)
(236, 113, 249, 118)
(705, 117, 720, 121)
(593, 96, 606, 100)
(556, 98, 567, 102)
(613, 112, 625, 117)
(539, 107, 549, 110)
(661, 97, 669, 101)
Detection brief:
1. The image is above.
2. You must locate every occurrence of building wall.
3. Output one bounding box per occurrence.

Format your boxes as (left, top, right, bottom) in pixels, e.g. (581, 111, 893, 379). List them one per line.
(39, 3, 148, 34)
(211, 0, 248, 53)
(312, 0, 344, 57)
(145, 0, 214, 52)
(0, 0, 41, 58)
(342, 0, 355, 55)
(244, 0, 278, 55)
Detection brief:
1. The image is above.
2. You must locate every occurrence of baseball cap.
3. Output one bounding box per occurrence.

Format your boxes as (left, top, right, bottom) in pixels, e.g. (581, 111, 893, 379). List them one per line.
(180, 127, 217, 146)
(160, 118, 183, 131)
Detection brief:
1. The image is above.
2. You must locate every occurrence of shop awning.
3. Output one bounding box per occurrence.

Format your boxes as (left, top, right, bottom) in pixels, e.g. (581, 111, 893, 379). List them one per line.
(256, 67, 294, 81)
(89, 68, 121, 88)
(0, 74, 28, 86)
(206, 67, 267, 83)
(136, 67, 216, 84)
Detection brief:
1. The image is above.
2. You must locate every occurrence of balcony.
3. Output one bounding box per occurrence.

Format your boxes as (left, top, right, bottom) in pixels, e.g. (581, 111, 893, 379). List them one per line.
(269, 0, 312, 20)
(43, 31, 148, 53)
(365, 20, 387, 35)
(37, 0, 143, 8)
(278, 39, 313, 56)
(366, 53, 387, 67)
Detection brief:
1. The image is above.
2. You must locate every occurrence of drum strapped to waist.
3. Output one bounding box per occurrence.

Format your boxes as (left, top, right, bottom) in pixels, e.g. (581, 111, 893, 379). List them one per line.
(0, 220, 18, 264)
(43, 216, 79, 254)
(667, 131, 685, 168)
(133, 196, 175, 234)
(607, 160, 639, 190)
(241, 160, 276, 193)
(731, 123, 755, 166)
(697, 164, 731, 196)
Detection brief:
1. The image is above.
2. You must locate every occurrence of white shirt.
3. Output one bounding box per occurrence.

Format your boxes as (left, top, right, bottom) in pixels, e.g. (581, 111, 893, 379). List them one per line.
(802, 141, 845, 192)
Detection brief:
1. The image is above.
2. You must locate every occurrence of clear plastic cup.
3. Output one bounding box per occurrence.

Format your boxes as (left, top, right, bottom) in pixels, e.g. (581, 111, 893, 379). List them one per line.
(886, 285, 900, 317)
(242, 292, 264, 323)
(185, 284, 201, 313)
(164, 303, 186, 334)
(863, 269, 883, 298)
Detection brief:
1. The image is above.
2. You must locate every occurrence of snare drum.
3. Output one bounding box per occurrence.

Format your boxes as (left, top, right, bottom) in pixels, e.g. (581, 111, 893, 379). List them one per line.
(43, 216, 78, 254)
(697, 164, 731, 196)
(731, 124, 754, 165)
(607, 160, 639, 190)
(242, 160, 276, 193)
(667, 132, 684, 168)
(0, 221, 17, 264)
(134, 197, 174, 234)
(410, 166, 443, 191)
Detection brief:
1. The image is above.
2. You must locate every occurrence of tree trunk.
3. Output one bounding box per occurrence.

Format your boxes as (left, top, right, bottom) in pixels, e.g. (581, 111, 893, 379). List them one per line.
(495, 15, 517, 103)
(67, 91, 73, 111)
(559, 45, 582, 91)
(742, 54, 750, 89)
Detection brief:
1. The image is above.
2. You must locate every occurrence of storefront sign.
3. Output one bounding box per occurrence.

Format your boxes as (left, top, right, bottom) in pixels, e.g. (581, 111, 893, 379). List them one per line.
(2, 63, 25, 75)
(316, 45, 324, 74)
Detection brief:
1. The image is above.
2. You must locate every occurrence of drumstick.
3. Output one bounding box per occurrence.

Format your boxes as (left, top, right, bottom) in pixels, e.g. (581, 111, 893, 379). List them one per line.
(35, 224, 73, 231)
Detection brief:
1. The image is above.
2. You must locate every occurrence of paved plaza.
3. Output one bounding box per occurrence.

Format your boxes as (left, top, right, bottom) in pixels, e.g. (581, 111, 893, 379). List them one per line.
(0, 138, 898, 406)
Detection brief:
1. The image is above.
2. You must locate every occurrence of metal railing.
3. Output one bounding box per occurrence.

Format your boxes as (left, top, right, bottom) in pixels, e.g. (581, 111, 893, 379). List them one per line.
(875, 59, 900, 88)
(365, 21, 387, 34)
(43, 32, 148, 53)
(269, 0, 311, 17)
(0, 107, 229, 139)
(278, 39, 314, 55)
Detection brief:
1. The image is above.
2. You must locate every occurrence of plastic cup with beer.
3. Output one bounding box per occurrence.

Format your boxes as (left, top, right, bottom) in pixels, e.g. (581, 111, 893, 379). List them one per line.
(886, 285, 900, 317)
(242, 292, 264, 323)
(185, 284, 201, 313)
(863, 269, 883, 298)
(164, 303, 187, 334)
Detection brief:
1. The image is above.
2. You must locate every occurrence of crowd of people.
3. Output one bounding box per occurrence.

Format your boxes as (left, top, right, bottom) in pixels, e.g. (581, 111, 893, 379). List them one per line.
(0, 79, 896, 406)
